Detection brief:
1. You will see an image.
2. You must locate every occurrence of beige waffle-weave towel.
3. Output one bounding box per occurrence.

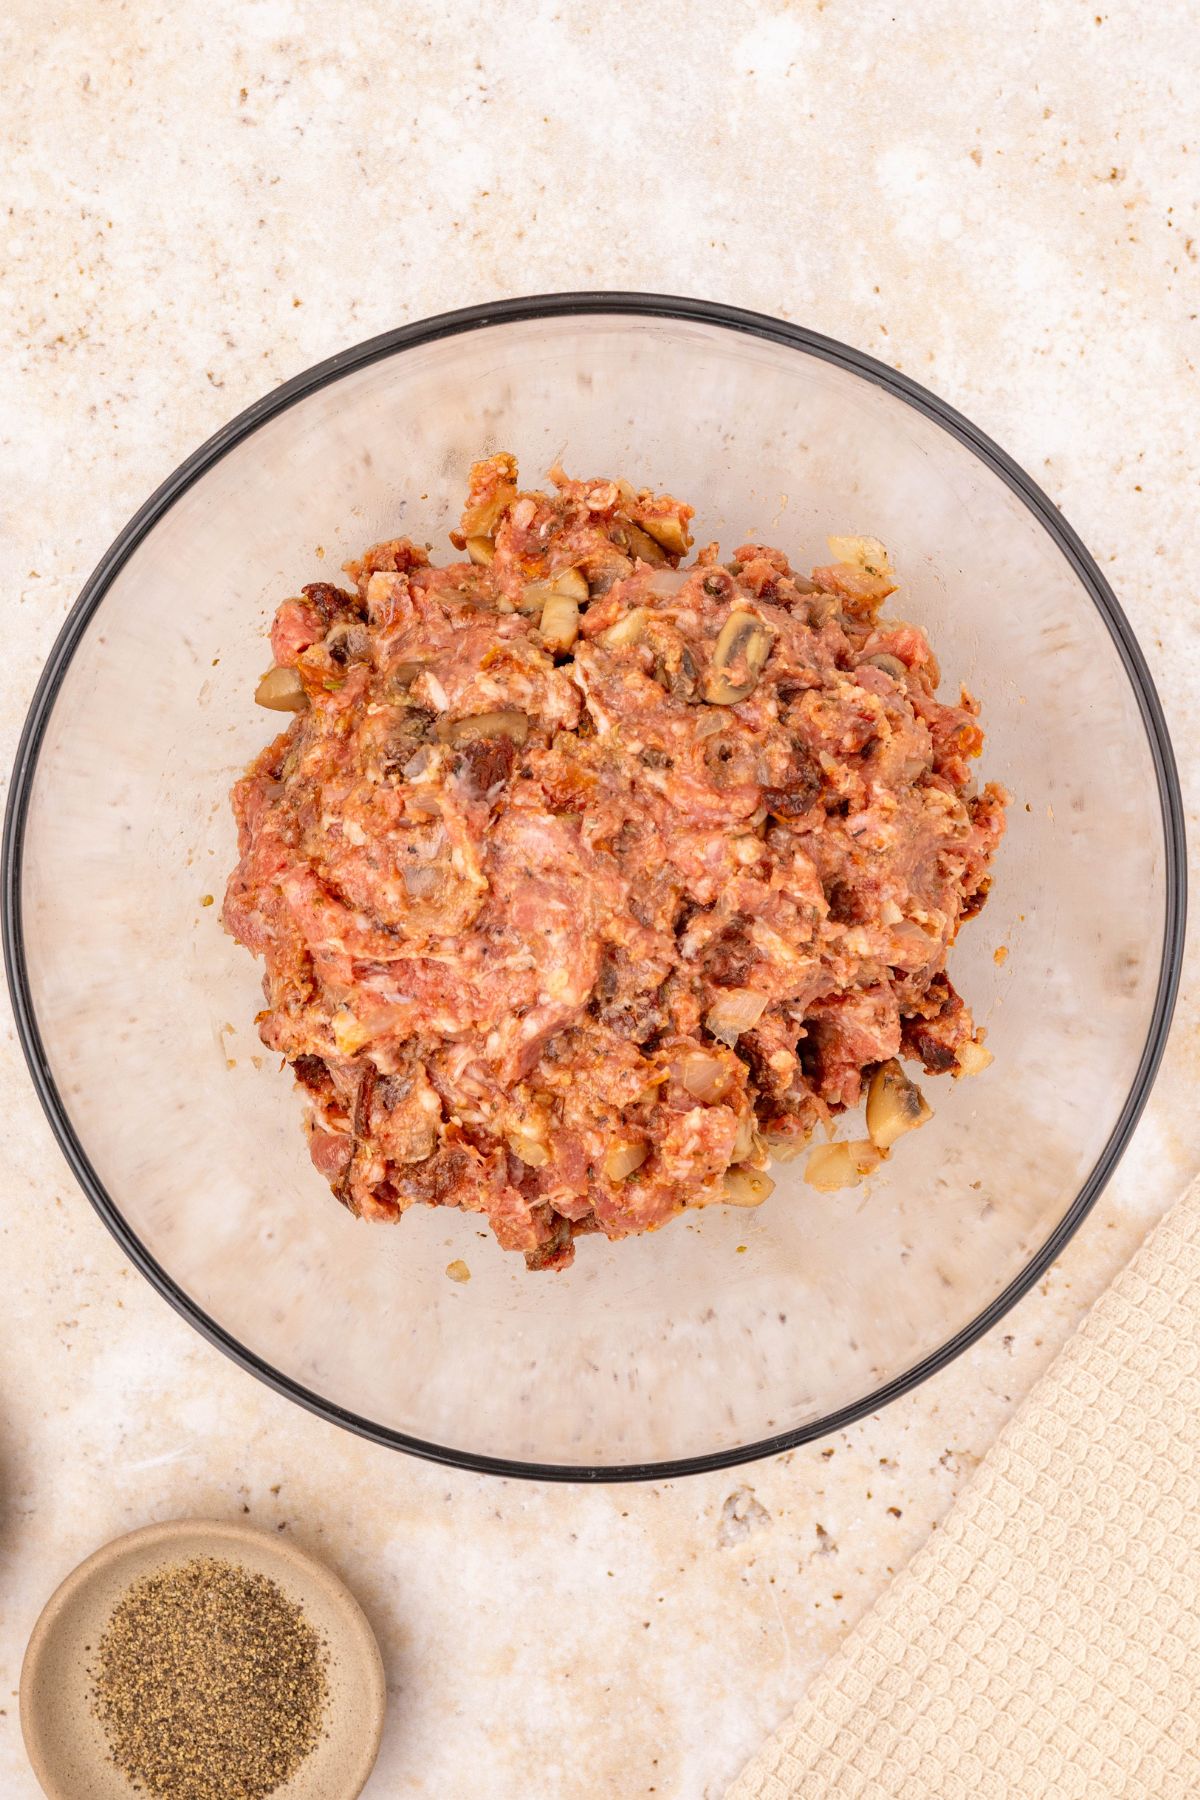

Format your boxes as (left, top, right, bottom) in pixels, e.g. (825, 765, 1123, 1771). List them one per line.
(728, 1178, 1200, 1799)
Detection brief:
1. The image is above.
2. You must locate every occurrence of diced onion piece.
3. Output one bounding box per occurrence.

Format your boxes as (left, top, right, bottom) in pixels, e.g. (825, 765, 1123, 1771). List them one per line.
(422, 672, 450, 712)
(465, 536, 495, 566)
(641, 513, 691, 556)
(956, 1038, 994, 1077)
(332, 1009, 369, 1056)
(255, 665, 308, 711)
(704, 611, 775, 705)
(403, 865, 440, 899)
(761, 1130, 808, 1163)
(706, 987, 768, 1045)
(507, 1130, 550, 1168)
(604, 1139, 649, 1181)
(849, 1139, 884, 1176)
(539, 591, 579, 653)
(435, 710, 529, 745)
(888, 920, 938, 969)
(827, 535, 893, 579)
(674, 1051, 734, 1103)
(461, 482, 516, 538)
(866, 1060, 932, 1151)
(722, 1167, 774, 1207)
(599, 606, 649, 649)
(804, 1140, 882, 1192)
(446, 1259, 471, 1283)
(647, 567, 691, 597)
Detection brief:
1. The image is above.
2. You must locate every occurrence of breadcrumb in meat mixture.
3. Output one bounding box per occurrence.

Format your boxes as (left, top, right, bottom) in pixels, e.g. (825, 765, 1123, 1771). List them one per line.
(223, 455, 1007, 1270)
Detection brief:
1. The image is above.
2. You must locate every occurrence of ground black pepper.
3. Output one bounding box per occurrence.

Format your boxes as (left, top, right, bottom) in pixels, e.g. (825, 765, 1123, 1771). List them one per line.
(91, 1556, 328, 1800)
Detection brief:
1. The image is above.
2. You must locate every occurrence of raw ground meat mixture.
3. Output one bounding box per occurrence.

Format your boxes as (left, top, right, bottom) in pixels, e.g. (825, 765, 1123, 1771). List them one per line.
(224, 456, 1006, 1270)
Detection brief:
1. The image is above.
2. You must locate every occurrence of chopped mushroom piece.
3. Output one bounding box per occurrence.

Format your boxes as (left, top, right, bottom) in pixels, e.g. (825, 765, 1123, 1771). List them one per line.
(866, 1060, 932, 1151)
(598, 607, 649, 649)
(640, 513, 691, 556)
(704, 611, 775, 705)
(254, 666, 308, 711)
(539, 591, 579, 652)
(621, 519, 670, 566)
(435, 710, 529, 745)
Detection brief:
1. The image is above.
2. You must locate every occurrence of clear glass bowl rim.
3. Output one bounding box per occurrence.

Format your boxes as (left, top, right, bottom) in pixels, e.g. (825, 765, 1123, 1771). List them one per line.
(2, 291, 1187, 1483)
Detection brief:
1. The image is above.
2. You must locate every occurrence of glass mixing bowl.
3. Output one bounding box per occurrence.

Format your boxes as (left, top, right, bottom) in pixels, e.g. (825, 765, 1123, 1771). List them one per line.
(4, 295, 1184, 1479)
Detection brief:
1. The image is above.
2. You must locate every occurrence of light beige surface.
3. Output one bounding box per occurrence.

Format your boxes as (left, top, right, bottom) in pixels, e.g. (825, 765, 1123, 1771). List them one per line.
(20, 1517, 385, 1800)
(1, 2, 1197, 1796)
(728, 1177, 1200, 1799)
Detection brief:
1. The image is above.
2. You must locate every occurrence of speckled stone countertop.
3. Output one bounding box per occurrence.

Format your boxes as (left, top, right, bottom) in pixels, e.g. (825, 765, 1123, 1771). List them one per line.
(2, 3, 1197, 1795)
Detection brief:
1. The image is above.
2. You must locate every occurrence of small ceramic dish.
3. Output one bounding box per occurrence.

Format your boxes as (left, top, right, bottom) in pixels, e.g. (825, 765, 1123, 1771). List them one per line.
(20, 1516, 386, 1800)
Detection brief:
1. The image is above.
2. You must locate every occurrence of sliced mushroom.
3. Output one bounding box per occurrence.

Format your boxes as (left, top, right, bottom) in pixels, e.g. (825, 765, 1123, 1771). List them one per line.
(539, 591, 579, 653)
(587, 552, 635, 596)
(598, 606, 650, 649)
(465, 536, 495, 566)
(865, 1059, 932, 1151)
(326, 622, 372, 666)
(640, 514, 690, 556)
(862, 652, 907, 680)
(255, 665, 308, 711)
(721, 1166, 774, 1207)
(620, 519, 669, 566)
(704, 611, 775, 705)
(435, 710, 529, 746)
(549, 566, 589, 602)
(520, 566, 588, 615)
(604, 1139, 649, 1181)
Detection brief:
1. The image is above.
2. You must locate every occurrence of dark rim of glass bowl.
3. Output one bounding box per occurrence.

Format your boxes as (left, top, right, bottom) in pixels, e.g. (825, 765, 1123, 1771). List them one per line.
(3, 292, 1187, 1483)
